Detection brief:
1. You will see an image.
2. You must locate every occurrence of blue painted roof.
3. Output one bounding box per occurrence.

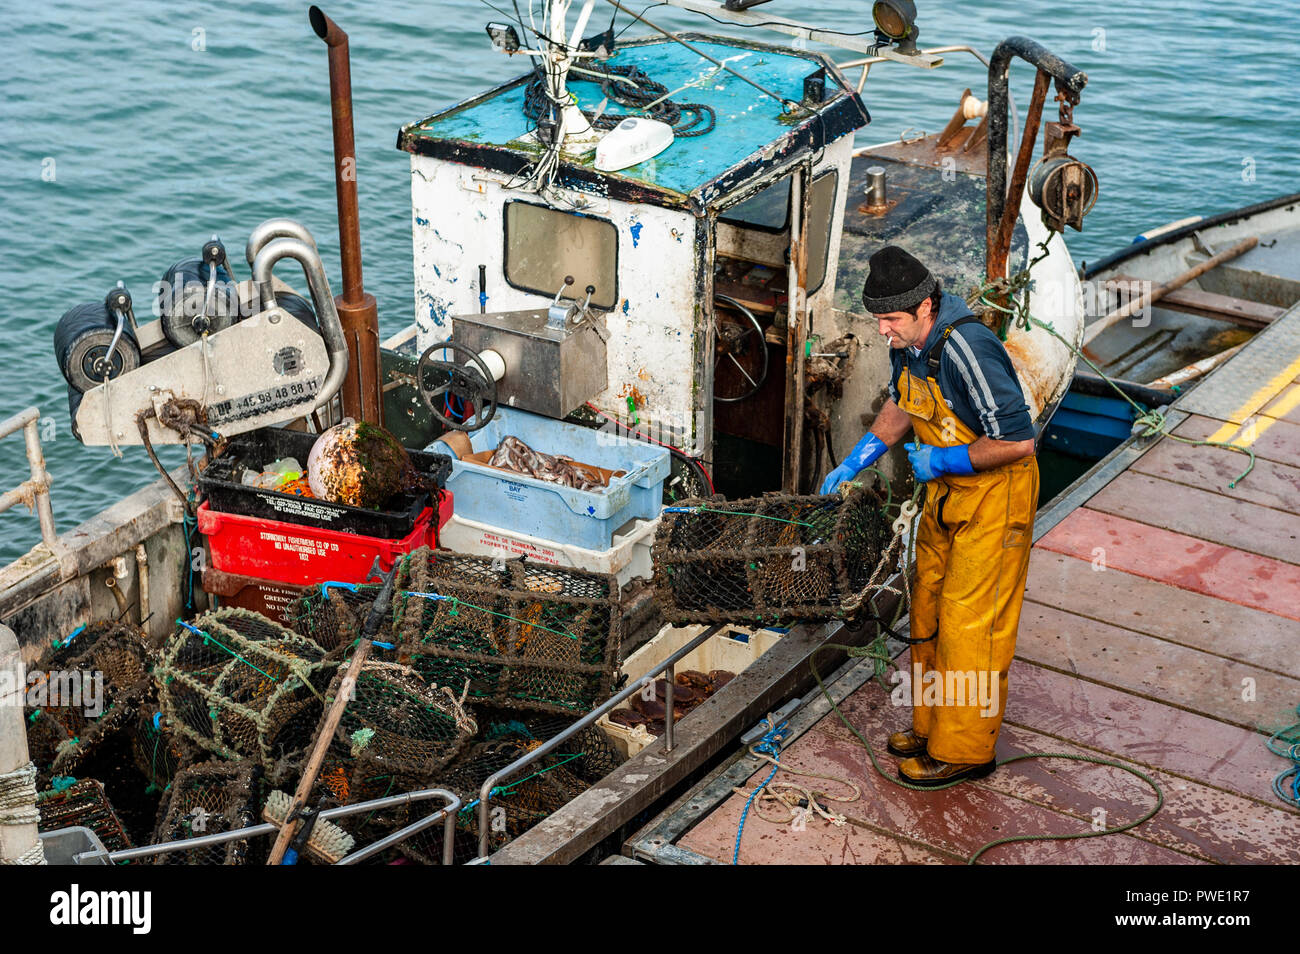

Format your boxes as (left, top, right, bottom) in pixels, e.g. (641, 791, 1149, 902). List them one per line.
(399, 35, 866, 200)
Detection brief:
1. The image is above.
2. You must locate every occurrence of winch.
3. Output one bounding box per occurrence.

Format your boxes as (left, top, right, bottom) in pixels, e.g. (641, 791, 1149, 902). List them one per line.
(415, 274, 609, 431)
(53, 218, 349, 449)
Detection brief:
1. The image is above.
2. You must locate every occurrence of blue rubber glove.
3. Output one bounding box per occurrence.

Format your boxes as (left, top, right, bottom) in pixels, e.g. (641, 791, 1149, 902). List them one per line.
(904, 441, 975, 482)
(819, 433, 888, 494)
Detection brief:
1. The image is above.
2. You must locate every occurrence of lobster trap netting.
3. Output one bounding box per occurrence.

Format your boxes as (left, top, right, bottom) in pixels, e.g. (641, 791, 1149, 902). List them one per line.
(29, 619, 154, 775)
(151, 760, 264, 866)
(291, 548, 622, 716)
(399, 725, 619, 865)
(154, 608, 337, 779)
(37, 778, 132, 853)
(132, 706, 198, 795)
(322, 659, 478, 799)
(652, 489, 895, 624)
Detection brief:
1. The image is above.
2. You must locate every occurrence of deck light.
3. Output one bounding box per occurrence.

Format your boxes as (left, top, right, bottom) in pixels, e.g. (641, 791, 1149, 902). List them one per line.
(486, 22, 522, 53)
(872, 1, 919, 53)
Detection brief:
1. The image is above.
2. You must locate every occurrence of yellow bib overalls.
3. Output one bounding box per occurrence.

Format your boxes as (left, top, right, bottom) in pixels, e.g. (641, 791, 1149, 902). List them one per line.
(895, 337, 1039, 765)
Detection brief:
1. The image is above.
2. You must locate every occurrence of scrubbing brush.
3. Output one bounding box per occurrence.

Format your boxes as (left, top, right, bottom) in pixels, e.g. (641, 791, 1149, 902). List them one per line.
(263, 789, 355, 864)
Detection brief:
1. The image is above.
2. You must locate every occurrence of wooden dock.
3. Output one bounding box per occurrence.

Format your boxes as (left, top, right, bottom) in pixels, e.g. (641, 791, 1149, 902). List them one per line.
(636, 301, 1300, 865)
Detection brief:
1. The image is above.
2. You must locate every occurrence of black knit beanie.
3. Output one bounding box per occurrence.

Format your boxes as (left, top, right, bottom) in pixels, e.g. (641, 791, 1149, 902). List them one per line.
(860, 245, 938, 314)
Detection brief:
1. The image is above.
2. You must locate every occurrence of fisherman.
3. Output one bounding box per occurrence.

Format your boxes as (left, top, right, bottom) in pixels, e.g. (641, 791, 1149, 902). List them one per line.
(820, 245, 1039, 786)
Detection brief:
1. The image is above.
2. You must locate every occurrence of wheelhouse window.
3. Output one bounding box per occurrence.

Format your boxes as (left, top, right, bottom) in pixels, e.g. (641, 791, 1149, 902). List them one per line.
(503, 202, 618, 309)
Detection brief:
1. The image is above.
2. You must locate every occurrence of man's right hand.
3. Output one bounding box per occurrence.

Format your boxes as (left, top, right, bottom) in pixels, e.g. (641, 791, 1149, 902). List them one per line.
(819, 433, 887, 495)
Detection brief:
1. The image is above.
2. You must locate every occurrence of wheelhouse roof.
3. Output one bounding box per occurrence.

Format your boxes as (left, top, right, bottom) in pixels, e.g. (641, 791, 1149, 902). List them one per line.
(397, 33, 869, 214)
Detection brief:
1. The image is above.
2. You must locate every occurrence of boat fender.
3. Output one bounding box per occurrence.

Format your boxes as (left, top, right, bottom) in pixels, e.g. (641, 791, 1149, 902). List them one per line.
(156, 258, 238, 346)
(53, 300, 141, 393)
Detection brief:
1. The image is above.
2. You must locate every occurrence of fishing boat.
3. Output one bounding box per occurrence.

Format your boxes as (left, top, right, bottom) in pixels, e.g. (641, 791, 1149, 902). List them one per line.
(1043, 191, 1300, 461)
(5, 1, 1294, 868)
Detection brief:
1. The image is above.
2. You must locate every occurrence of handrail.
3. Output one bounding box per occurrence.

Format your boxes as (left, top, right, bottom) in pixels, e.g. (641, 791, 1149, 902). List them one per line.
(0, 407, 57, 549)
(83, 787, 461, 865)
(477, 624, 725, 858)
(251, 234, 350, 415)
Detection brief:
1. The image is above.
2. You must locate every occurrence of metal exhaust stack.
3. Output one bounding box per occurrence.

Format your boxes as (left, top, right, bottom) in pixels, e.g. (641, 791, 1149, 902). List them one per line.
(310, 5, 382, 425)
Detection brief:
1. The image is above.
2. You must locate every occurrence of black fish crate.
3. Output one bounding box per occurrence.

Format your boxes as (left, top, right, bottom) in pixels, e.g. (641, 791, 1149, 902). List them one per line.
(198, 425, 452, 538)
(651, 489, 894, 625)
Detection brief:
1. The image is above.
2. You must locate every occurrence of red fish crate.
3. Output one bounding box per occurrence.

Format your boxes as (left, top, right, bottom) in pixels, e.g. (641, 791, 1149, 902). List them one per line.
(196, 490, 454, 586)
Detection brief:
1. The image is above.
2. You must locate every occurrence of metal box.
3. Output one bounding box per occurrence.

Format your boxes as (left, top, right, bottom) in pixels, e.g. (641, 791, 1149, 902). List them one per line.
(452, 308, 607, 419)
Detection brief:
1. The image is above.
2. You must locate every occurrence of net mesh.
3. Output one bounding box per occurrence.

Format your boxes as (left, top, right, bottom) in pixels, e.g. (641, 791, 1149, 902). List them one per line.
(652, 489, 893, 624)
(290, 548, 622, 716)
(399, 712, 626, 865)
(151, 761, 264, 866)
(37, 778, 133, 853)
(154, 608, 337, 780)
(28, 620, 153, 776)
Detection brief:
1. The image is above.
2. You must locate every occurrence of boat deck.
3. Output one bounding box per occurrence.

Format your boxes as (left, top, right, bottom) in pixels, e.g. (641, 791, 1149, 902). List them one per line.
(642, 300, 1300, 865)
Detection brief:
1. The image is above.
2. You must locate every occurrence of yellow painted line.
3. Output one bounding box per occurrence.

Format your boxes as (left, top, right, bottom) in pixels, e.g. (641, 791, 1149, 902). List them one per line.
(1243, 382, 1300, 446)
(1207, 354, 1300, 444)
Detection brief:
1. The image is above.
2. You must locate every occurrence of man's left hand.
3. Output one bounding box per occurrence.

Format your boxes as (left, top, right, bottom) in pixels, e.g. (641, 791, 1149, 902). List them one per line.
(905, 441, 975, 482)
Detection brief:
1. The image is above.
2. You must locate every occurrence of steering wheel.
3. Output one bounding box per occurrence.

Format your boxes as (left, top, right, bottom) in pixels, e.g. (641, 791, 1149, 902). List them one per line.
(416, 340, 499, 431)
(713, 294, 770, 403)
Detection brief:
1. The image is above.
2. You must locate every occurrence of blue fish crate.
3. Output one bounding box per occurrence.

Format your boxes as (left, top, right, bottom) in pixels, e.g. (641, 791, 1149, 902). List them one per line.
(433, 406, 670, 550)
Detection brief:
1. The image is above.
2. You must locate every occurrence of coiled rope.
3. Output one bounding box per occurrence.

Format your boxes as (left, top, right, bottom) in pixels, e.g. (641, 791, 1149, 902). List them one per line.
(524, 62, 716, 137)
(0, 762, 46, 865)
(1267, 705, 1300, 808)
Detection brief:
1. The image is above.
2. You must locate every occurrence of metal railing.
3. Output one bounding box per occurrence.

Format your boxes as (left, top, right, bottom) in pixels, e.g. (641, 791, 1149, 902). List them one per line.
(477, 624, 724, 858)
(0, 407, 57, 549)
(76, 788, 461, 866)
(838, 45, 1021, 159)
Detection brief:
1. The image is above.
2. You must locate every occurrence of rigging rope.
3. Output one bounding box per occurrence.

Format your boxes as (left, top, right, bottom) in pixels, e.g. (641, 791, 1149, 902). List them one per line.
(969, 231, 1257, 488)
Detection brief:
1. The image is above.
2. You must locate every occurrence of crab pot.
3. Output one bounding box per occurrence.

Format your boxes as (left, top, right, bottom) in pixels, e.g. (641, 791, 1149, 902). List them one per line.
(151, 761, 264, 866)
(399, 728, 617, 865)
(132, 706, 198, 794)
(291, 547, 623, 716)
(325, 659, 478, 792)
(651, 489, 894, 625)
(34, 620, 153, 775)
(154, 609, 337, 779)
(37, 779, 133, 854)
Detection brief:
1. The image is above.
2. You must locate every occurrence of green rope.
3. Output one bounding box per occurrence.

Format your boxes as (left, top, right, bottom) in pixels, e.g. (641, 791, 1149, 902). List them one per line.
(810, 642, 1164, 864)
(971, 231, 1256, 489)
(177, 620, 278, 683)
(693, 505, 815, 529)
(489, 751, 587, 797)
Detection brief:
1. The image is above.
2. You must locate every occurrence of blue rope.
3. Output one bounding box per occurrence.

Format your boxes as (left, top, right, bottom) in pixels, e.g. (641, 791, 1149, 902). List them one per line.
(1268, 705, 1300, 808)
(52, 624, 86, 651)
(731, 719, 789, 865)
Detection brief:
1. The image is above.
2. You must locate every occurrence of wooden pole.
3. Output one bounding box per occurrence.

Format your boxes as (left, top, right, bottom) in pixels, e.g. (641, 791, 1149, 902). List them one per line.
(1082, 237, 1258, 346)
(267, 565, 399, 865)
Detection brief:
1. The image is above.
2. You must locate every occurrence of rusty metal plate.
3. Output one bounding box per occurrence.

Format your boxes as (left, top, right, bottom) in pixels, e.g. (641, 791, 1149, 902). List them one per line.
(1131, 435, 1300, 514)
(1037, 508, 1300, 621)
(1009, 661, 1298, 808)
(688, 708, 1197, 864)
(821, 675, 1299, 862)
(1173, 413, 1300, 469)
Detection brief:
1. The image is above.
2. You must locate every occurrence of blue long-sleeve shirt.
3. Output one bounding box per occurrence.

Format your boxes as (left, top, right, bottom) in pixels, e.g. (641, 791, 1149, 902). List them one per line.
(886, 293, 1036, 442)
